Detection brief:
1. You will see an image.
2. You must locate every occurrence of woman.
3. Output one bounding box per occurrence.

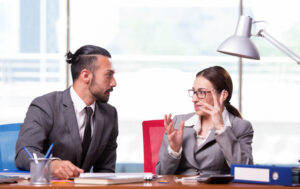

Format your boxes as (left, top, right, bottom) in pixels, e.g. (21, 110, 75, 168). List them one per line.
(155, 66, 253, 175)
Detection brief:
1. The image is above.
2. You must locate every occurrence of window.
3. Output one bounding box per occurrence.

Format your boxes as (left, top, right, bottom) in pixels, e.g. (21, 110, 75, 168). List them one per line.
(243, 0, 300, 164)
(0, 0, 66, 123)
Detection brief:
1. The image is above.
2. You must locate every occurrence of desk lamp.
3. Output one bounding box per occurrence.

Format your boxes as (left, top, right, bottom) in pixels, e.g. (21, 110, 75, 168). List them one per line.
(217, 15, 300, 65)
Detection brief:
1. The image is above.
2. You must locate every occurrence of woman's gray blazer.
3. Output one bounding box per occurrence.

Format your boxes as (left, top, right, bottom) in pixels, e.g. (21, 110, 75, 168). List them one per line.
(155, 112, 254, 175)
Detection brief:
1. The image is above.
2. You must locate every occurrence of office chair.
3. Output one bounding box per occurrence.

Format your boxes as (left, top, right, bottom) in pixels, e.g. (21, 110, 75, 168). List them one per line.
(142, 120, 165, 174)
(0, 123, 21, 171)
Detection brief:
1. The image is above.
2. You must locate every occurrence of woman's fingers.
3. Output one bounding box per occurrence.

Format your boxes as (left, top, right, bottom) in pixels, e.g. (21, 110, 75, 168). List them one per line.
(164, 114, 170, 128)
(164, 114, 172, 126)
(219, 90, 226, 106)
(197, 105, 211, 114)
(179, 121, 184, 135)
(168, 113, 172, 121)
(211, 88, 219, 107)
(199, 101, 214, 112)
(167, 121, 174, 135)
(164, 114, 168, 129)
(164, 114, 174, 134)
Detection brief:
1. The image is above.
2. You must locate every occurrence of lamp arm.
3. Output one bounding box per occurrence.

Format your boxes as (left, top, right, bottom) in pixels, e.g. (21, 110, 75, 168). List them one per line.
(257, 29, 300, 65)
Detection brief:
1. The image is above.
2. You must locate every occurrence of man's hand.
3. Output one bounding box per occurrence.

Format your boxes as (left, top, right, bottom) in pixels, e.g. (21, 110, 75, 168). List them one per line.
(51, 160, 84, 179)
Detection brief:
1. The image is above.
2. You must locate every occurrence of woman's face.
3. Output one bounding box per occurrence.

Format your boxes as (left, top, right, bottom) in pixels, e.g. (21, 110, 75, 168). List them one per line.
(192, 76, 218, 116)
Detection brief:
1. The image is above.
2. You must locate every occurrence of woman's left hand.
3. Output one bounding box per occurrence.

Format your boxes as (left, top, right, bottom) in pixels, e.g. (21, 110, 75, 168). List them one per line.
(198, 89, 226, 130)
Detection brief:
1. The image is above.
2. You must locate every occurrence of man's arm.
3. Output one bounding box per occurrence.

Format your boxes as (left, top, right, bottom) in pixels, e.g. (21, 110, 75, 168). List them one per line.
(15, 97, 53, 170)
(15, 96, 84, 179)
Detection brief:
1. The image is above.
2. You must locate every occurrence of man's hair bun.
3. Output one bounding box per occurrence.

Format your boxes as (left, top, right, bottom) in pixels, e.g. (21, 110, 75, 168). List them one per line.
(66, 51, 74, 64)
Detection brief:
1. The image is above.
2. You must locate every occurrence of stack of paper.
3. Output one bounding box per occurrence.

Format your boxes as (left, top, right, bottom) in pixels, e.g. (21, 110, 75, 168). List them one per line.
(74, 173, 154, 185)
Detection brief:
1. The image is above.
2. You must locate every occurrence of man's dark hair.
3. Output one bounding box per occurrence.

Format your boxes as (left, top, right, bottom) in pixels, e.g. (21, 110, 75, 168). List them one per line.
(66, 45, 111, 82)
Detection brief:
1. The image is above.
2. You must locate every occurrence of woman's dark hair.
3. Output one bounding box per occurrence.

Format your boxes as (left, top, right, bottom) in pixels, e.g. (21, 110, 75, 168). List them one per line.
(196, 66, 242, 118)
(65, 45, 111, 82)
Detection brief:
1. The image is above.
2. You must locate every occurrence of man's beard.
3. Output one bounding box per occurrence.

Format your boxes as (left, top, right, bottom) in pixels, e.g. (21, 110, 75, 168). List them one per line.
(89, 78, 113, 103)
(92, 88, 113, 103)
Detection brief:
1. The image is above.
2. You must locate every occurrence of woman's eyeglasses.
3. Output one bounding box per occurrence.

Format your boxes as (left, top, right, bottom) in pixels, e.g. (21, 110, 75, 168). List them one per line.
(188, 89, 211, 99)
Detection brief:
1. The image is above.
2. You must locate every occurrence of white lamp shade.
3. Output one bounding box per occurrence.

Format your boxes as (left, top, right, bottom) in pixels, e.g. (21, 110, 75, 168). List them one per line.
(217, 15, 260, 60)
(217, 35, 260, 60)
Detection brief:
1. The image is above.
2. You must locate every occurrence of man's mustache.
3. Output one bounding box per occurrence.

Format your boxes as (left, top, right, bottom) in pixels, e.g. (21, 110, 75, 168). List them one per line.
(105, 88, 113, 93)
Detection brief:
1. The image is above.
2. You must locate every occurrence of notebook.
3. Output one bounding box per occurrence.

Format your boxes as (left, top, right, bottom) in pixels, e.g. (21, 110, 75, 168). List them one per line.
(0, 175, 23, 184)
(74, 174, 145, 185)
(78, 172, 155, 180)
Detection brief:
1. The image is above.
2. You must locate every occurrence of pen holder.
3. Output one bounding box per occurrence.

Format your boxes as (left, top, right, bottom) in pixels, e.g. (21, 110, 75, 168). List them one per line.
(30, 158, 51, 185)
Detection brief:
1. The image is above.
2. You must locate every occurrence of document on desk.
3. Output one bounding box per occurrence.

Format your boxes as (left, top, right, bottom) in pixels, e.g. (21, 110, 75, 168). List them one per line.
(79, 172, 155, 180)
(0, 172, 30, 180)
(174, 176, 199, 182)
(74, 173, 153, 185)
(0, 175, 24, 184)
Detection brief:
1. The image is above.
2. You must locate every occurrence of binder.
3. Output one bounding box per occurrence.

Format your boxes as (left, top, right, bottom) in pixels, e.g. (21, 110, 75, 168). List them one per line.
(231, 164, 300, 186)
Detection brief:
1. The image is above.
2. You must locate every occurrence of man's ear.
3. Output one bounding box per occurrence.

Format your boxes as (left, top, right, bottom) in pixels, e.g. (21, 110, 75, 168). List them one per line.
(80, 69, 91, 84)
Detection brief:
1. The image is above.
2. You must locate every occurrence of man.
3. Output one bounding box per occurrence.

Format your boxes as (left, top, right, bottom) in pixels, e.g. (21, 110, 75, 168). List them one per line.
(15, 45, 118, 179)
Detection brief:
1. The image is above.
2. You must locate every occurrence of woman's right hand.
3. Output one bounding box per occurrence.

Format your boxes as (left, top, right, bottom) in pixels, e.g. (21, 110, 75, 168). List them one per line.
(164, 114, 184, 153)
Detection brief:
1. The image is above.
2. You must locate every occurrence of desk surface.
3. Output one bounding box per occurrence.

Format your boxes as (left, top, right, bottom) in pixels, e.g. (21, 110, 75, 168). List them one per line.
(0, 175, 297, 189)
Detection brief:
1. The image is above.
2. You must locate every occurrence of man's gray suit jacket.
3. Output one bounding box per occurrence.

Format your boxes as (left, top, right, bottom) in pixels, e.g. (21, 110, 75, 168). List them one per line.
(15, 88, 118, 172)
(155, 112, 253, 175)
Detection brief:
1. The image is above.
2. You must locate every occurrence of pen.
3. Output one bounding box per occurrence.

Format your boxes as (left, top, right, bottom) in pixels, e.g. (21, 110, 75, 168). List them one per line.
(23, 146, 34, 159)
(44, 143, 54, 158)
(33, 153, 39, 164)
